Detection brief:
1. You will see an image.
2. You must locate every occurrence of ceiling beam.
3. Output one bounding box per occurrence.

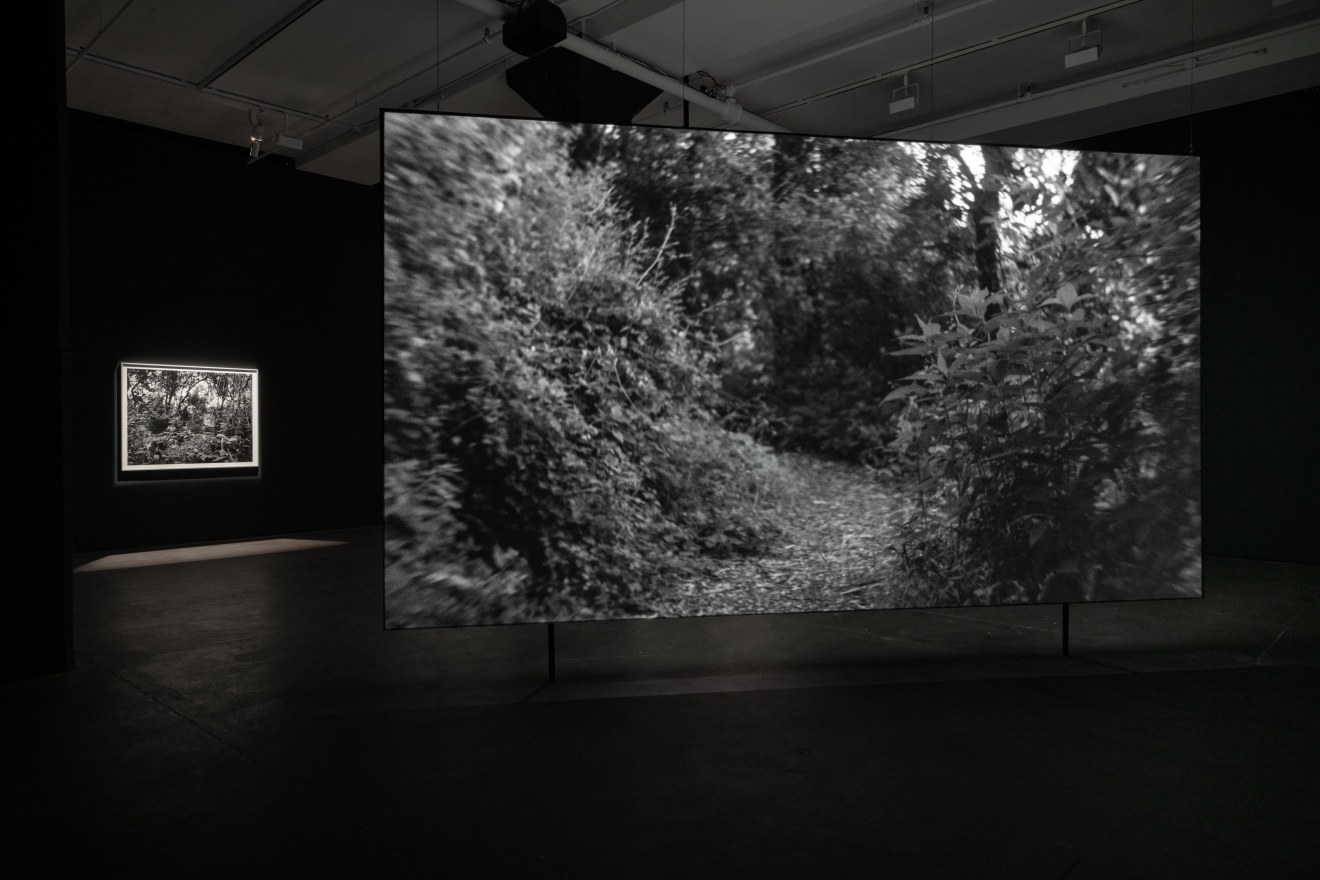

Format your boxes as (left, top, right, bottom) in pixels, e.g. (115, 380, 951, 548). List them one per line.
(197, 0, 329, 88)
(758, 0, 1145, 121)
(62, 48, 336, 127)
(878, 18, 1320, 142)
(66, 0, 138, 73)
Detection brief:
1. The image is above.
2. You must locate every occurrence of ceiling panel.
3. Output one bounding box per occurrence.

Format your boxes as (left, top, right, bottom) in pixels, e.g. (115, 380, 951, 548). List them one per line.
(66, 60, 260, 144)
(919, 7, 1200, 120)
(209, 0, 456, 112)
(1194, 0, 1320, 44)
(927, 0, 1152, 56)
(66, 0, 318, 83)
(737, 27, 937, 117)
(62, 0, 1320, 185)
(672, 0, 906, 74)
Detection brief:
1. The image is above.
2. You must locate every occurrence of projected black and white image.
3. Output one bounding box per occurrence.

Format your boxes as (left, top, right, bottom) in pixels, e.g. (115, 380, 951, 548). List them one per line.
(384, 112, 1201, 628)
(120, 363, 258, 472)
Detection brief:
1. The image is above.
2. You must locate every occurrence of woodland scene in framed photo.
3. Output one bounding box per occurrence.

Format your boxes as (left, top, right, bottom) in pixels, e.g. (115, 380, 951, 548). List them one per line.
(120, 363, 259, 473)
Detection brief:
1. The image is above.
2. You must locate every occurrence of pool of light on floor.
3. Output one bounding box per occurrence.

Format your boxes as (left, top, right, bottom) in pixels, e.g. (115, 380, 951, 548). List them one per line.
(73, 537, 348, 572)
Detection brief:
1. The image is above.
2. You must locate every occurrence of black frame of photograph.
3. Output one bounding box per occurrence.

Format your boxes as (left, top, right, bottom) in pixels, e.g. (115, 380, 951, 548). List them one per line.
(118, 361, 260, 481)
(382, 109, 1202, 629)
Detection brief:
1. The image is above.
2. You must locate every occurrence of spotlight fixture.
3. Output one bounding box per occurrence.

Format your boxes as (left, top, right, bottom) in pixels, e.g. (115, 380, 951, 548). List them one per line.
(248, 108, 264, 159)
(889, 72, 918, 114)
(1064, 18, 1102, 68)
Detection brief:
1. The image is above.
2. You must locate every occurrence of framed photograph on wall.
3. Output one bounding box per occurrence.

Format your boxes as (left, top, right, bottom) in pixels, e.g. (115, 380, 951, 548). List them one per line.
(119, 362, 259, 477)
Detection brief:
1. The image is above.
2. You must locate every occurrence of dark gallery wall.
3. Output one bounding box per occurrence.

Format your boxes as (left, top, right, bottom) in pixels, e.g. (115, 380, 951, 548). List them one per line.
(65, 88, 1318, 564)
(68, 112, 382, 552)
(1069, 86, 1320, 567)
(6, 3, 75, 680)
(1192, 87, 1319, 567)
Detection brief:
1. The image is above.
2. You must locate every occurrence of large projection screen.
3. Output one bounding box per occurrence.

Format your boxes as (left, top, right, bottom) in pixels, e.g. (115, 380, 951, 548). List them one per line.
(383, 111, 1201, 628)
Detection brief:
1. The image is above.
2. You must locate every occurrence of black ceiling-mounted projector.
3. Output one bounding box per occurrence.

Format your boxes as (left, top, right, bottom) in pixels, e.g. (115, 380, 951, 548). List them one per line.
(502, 0, 567, 57)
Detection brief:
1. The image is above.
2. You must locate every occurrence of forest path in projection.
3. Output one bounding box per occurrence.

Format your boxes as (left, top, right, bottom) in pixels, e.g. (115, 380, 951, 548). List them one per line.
(654, 453, 921, 618)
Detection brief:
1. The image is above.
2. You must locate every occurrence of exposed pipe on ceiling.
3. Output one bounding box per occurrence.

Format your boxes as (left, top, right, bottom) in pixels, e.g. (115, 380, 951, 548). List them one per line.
(875, 18, 1319, 142)
(61, 48, 338, 128)
(735, 0, 1001, 93)
(198, 0, 328, 88)
(756, 0, 1147, 122)
(448, 0, 790, 132)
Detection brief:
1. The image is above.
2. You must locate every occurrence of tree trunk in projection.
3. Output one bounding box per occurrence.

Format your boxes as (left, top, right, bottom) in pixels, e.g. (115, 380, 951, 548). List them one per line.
(682, 131, 703, 319)
(766, 135, 809, 380)
(974, 144, 1013, 297)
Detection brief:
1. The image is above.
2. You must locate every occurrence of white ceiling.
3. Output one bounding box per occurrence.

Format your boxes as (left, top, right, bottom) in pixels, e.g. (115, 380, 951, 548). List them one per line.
(64, 0, 1320, 185)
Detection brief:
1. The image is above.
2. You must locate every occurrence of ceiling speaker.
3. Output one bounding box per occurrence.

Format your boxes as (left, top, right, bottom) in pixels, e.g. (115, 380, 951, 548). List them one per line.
(502, 0, 567, 57)
(506, 48, 663, 125)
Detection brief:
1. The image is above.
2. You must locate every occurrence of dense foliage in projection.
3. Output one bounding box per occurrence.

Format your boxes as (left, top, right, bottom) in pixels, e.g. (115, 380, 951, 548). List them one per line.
(125, 368, 254, 465)
(385, 117, 791, 625)
(384, 115, 1201, 626)
(885, 152, 1201, 605)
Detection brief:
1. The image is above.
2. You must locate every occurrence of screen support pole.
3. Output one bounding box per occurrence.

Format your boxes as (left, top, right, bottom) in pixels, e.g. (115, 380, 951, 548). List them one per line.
(547, 622, 556, 683)
(1061, 601, 1071, 657)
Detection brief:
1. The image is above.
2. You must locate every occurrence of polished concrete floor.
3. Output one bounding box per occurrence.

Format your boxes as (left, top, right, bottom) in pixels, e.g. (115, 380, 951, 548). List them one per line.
(7, 527, 1318, 878)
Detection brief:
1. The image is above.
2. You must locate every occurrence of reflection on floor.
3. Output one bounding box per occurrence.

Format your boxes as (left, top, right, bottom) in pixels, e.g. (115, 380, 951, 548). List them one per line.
(72, 536, 349, 572)
(6, 526, 1317, 878)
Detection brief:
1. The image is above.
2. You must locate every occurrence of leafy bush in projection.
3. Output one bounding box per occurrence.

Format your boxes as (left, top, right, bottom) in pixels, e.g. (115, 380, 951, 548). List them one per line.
(598, 127, 961, 464)
(384, 115, 789, 625)
(886, 152, 1200, 605)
